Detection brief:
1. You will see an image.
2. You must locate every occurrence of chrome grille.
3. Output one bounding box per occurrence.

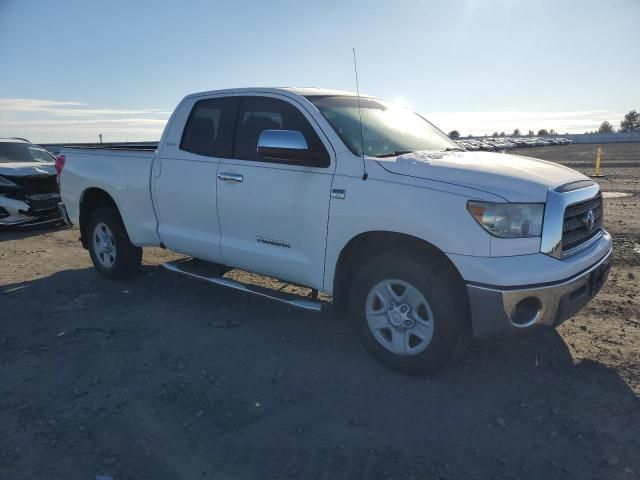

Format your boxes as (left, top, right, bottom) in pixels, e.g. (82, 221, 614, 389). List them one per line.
(561, 193, 603, 254)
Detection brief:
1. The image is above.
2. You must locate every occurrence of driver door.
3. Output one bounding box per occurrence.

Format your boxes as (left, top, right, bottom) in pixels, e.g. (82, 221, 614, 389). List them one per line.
(216, 95, 335, 290)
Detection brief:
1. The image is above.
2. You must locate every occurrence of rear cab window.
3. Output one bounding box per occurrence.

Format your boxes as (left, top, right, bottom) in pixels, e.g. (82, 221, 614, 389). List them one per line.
(180, 98, 236, 157)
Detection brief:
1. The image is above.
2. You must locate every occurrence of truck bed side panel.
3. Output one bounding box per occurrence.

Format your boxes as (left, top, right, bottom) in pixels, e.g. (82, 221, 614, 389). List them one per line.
(60, 149, 161, 246)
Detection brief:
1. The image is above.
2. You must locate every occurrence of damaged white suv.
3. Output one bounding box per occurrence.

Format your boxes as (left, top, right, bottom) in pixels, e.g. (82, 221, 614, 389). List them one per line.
(0, 138, 61, 227)
(58, 88, 612, 374)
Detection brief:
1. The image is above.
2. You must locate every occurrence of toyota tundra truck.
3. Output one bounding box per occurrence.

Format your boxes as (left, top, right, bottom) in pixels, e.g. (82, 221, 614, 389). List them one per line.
(57, 87, 612, 374)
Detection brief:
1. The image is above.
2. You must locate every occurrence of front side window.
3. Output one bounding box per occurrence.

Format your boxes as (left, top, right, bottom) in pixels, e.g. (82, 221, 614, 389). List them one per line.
(234, 97, 329, 166)
(180, 98, 226, 157)
(0, 142, 54, 163)
(306, 96, 458, 157)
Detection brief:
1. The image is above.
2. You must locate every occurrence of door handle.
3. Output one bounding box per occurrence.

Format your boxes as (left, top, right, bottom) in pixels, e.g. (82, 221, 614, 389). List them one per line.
(217, 173, 243, 183)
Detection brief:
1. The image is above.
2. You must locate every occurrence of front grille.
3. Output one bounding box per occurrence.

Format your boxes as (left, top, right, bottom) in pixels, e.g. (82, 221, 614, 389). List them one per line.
(3, 174, 60, 212)
(26, 193, 60, 212)
(562, 193, 603, 253)
(5, 174, 59, 196)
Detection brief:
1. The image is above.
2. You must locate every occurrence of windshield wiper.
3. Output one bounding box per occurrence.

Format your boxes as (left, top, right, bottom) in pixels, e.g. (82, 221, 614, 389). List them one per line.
(444, 147, 465, 152)
(374, 150, 415, 158)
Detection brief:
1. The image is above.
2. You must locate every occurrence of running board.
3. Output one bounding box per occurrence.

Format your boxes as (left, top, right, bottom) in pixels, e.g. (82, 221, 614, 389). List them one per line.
(162, 259, 324, 312)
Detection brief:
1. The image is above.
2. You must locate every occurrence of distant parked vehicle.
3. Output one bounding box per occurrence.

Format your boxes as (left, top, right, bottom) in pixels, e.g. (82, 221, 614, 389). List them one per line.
(456, 136, 574, 151)
(0, 138, 62, 227)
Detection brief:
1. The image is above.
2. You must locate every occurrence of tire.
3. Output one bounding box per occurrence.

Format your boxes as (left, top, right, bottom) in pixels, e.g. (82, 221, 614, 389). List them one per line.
(87, 207, 142, 280)
(349, 253, 469, 375)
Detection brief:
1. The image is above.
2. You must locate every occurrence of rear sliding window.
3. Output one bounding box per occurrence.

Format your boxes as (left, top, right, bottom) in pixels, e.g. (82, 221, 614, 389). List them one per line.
(180, 98, 226, 157)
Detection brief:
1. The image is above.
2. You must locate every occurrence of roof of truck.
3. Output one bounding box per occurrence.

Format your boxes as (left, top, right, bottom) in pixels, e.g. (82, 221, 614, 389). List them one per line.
(282, 87, 364, 97)
(186, 87, 372, 100)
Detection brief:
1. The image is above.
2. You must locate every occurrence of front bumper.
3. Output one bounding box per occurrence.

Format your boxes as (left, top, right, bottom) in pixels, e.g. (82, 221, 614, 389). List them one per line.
(0, 208, 62, 227)
(0, 212, 62, 227)
(0, 197, 62, 228)
(466, 247, 612, 337)
(0, 188, 60, 227)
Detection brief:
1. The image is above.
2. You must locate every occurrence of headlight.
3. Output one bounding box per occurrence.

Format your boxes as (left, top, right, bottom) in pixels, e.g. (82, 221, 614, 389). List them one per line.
(467, 201, 544, 238)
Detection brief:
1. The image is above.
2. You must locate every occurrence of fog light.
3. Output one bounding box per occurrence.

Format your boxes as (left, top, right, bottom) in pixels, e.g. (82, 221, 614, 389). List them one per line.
(511, 296, 542, 327)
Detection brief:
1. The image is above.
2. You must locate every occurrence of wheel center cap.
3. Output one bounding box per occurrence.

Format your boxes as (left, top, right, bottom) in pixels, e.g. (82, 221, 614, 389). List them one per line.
(388, 303, 413, 328)
(389, 311, 404, 326)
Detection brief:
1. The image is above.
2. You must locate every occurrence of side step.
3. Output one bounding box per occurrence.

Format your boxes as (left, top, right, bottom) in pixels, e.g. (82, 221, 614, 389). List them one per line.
(162, 259, 325, 312)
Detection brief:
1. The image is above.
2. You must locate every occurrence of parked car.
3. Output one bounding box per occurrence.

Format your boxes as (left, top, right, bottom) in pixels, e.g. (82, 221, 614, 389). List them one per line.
(57, 87, 611, 374)
(0, 138, 62, 227)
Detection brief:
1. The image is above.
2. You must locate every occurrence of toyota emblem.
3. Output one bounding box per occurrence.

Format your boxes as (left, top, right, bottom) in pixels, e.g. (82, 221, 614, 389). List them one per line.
(583, 209, 595, 231)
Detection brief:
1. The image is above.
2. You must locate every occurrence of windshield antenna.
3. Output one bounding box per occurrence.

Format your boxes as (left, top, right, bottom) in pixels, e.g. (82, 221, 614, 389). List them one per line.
(352, 48, 368, 181)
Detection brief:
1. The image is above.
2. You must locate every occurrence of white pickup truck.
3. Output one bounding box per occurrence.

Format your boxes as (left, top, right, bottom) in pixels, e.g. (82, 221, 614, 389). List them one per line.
(58, 87, 612, 373)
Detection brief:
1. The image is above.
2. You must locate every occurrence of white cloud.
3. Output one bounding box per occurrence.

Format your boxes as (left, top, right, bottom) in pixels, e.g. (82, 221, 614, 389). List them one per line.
(0, 98, 85, 110)
(1, 118, 168, 127)
(0, 97, 626, 143)
(0, 98, 171, 116)
(0, 98, 170, 142)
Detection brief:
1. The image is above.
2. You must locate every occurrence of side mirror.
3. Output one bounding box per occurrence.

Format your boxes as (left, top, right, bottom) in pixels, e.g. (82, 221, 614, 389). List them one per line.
(257, 130, 310, 162)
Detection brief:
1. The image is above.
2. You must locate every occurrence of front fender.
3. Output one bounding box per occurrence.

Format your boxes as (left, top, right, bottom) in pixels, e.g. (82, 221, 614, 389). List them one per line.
(323, 172, 501, 294)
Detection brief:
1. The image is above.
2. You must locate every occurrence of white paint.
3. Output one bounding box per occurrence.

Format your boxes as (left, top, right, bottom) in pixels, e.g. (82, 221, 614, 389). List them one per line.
(381, 150, 587, 203)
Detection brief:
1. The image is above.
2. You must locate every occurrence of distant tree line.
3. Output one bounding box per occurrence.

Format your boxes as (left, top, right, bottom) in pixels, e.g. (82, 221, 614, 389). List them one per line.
(592, 111, 639, 134)
(447, 110, 639, 138)
(618, 110, 640, 132)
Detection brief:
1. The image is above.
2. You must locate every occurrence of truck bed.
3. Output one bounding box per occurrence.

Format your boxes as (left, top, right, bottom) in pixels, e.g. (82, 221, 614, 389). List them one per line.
(59, 147, 160, 246)
(62, 145, 157, 152)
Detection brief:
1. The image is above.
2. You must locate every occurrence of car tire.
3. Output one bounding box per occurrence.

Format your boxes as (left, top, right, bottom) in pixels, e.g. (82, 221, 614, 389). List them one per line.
(349, 252, 469, 375)
(87, 207, 142, 280)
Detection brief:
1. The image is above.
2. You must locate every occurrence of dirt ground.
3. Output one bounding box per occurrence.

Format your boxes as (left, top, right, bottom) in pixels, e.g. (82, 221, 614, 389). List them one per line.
(1, 143, 639, 480)
(513, 142, 640, 195)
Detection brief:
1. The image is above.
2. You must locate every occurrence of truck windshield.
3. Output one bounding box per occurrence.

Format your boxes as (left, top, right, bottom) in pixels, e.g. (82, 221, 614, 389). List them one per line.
(0, 142, 54, 163)
(306, 96, 457, 157)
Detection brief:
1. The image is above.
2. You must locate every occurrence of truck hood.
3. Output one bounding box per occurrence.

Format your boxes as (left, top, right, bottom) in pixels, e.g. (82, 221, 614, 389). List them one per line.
(376, 151, 589, 202)
(0, 162, 55, 177)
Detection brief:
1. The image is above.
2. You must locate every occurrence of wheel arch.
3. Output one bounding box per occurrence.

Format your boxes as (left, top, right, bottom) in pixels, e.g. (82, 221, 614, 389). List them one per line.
(79, 188, 122, 249)
(331, 231, 469, 319)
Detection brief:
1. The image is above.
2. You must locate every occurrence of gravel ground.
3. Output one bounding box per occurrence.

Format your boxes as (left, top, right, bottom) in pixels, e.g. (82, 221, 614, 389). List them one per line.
(512, 142, 640, 194)
(1, 144, 639, 480)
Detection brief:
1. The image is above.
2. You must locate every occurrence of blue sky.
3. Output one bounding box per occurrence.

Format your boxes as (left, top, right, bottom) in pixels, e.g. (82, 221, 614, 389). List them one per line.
(1, 0, 638, 142)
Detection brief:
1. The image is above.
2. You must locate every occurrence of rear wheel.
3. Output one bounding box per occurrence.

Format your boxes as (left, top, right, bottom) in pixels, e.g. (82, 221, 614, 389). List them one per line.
(350, 253, 468, 374)
(87, 207, 142, 279)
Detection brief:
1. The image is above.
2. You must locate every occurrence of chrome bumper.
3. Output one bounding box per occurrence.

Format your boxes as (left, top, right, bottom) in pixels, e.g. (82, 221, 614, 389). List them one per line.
(466, 247, 612, 337)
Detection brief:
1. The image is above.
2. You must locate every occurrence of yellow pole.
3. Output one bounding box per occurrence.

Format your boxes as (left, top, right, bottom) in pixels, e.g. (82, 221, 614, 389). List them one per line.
(594, 147, 602, 177)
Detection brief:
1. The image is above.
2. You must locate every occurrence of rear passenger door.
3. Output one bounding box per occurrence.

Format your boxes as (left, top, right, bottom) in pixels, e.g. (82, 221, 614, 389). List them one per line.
(216, 95, 335, 290)
(153, 96, 235, 262)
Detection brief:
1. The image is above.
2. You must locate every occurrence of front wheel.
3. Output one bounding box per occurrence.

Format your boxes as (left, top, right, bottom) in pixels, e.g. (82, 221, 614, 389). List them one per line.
(350, 253, 469, 374)
(87, 207, 142, 280)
